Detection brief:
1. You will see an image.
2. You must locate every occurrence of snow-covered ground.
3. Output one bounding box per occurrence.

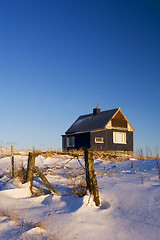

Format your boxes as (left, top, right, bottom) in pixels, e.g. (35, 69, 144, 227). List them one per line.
(0, 154, 160, 239)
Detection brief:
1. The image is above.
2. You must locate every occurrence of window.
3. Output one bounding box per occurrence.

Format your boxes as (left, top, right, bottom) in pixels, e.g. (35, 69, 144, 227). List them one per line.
(113, 132, 126, 144)
(67, 136, 75, 147)
(95, 137, 104, 143)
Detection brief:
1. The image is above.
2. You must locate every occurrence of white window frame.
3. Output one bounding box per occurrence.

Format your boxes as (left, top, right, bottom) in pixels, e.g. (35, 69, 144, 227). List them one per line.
(95, 137, 104, 143)
(113, 132, 126, 144)
(67, 136, 75, 147)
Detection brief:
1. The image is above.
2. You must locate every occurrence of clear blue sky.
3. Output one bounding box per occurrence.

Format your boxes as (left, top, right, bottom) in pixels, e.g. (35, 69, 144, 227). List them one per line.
(0, 0, 160, 153)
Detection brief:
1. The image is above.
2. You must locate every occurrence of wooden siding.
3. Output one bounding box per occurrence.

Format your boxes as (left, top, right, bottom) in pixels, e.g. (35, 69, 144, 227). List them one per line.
(90, 129, 133, 151)
(111, 110, 127, 128)
(64, 128, 133, 152)
(105, 108, 134, 132)
(112, 118, 127, 128)
(66, 132, 91, 150)
(105, 129, 133, 151)
(62, 135, 67, 151)
(75, 132, 90, 149)
(90, 130, 106, 151)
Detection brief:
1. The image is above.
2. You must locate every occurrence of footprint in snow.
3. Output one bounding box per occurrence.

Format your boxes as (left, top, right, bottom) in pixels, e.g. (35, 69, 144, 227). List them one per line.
(100, 200, 111, 210)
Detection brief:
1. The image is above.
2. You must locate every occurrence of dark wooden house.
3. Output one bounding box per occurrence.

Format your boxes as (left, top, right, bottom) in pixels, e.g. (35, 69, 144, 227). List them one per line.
(62, 107, 134, 154)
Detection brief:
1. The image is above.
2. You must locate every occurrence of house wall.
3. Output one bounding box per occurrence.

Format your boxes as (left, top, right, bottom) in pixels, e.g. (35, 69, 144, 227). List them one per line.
(105, 129, 133, 151)
(65, 132, 91, 151)
(90, 130, 106, 151)
(75, 132, 90, 150)
(63, 129, 133, 152)
(90, 129, 133, 151)
(62, 135, 67, 151)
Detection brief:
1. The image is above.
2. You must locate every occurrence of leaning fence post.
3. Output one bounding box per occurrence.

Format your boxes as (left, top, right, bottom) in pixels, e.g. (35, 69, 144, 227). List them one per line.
(84, 149, 100, 207)
(11, 145, 14, 177)
(27, 152, 36, 192)
(34, 166, 58, 194)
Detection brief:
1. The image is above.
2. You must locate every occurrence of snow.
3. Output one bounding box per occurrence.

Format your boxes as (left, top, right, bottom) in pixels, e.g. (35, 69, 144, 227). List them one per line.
(0, 154, 160, 239)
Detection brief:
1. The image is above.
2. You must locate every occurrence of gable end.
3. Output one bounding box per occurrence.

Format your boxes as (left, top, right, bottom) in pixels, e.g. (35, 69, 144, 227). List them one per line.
(105, 108, 134, 132)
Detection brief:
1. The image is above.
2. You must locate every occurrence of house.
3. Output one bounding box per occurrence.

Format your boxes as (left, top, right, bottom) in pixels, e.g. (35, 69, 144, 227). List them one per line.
(62, 107, 134, 155)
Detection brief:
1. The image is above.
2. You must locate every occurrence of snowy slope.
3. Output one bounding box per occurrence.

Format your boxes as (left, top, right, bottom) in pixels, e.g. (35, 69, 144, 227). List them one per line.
(0, 155, 160, 239)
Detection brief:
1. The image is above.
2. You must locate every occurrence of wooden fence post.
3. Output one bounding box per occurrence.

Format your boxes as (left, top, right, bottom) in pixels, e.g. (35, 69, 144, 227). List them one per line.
(34, 166, 57, 194)
(27, 152, 36, 192)
(11, 145, 14, 177)
(131, 161, 133, 168)
(84, 149, 100, 207)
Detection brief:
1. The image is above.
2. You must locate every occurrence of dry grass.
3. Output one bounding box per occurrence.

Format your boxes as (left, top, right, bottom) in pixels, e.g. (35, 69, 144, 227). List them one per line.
(0, 207, 63, 240)
(134, 147, 160, 160)
(156, 160, 160, 180)
(0, 206, 42, 232)
(70, 174, 87, 197)
(65, 147, 160, 161)
(15, 166, 26, 184)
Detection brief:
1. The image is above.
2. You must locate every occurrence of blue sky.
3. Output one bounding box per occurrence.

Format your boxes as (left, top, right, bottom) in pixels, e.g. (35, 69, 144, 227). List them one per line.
(0, 0, 160, 153)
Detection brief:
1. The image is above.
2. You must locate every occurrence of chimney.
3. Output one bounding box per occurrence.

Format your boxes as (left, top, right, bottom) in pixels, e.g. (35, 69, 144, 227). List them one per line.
(93, 107, 100, 115)
(93, 96, 100, 115)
